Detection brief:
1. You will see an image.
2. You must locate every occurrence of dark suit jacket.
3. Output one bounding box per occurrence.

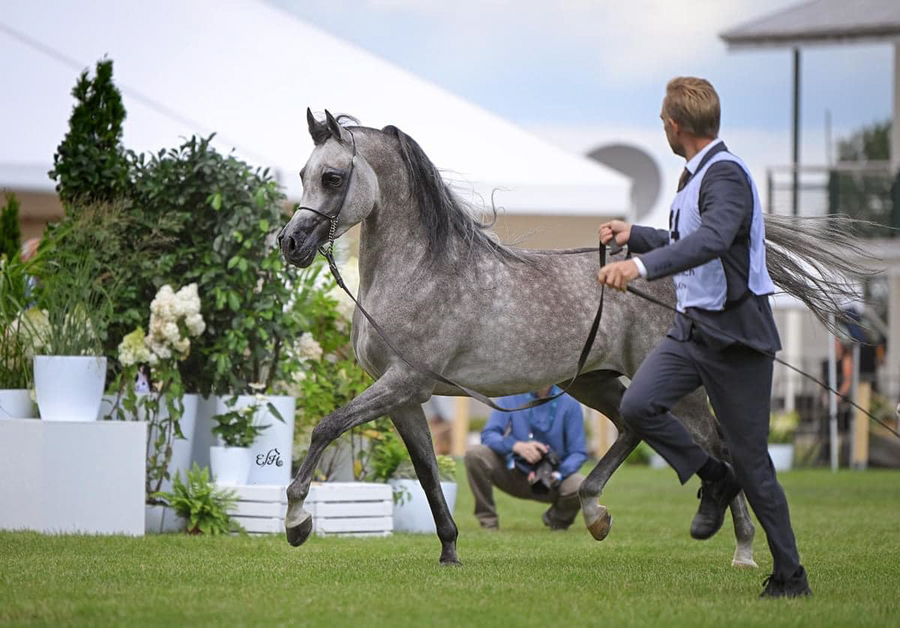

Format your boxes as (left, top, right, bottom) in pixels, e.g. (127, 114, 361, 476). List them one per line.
(628, 142, 781, 354)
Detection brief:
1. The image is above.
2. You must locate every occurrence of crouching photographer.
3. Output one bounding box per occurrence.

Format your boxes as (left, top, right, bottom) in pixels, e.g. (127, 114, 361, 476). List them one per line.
(464, 386, 587, 530)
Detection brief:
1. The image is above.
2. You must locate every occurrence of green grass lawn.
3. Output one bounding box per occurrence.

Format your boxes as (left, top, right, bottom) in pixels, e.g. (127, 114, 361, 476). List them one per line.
(2, 466, 899, 627)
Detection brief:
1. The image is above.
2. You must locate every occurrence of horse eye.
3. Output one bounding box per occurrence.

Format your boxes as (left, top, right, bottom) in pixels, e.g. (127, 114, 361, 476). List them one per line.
(323, 172, 343, 188)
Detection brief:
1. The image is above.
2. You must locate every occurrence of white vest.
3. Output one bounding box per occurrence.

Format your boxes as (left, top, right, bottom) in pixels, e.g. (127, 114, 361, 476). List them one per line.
(668, 151, 775, 312)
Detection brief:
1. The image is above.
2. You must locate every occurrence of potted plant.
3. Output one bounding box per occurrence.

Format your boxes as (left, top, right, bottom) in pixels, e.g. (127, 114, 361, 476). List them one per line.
(210, 398, 270, 485)
(151, 463, 242, 535)
(105, 283, 206, 531)
(769, 410, 799, 471)
(24, 237, 115, 422)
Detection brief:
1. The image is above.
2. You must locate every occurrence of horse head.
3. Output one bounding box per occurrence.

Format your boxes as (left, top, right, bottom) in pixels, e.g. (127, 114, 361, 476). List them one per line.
(279, 108, 380, 267)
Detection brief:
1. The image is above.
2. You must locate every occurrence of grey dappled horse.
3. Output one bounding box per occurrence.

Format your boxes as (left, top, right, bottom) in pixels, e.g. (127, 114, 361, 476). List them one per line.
(279, 110, 866, 567)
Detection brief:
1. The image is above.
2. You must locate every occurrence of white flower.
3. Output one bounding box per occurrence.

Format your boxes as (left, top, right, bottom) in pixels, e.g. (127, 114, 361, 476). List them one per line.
(185, 313, 205, 337)
(296, 333, 323, 362)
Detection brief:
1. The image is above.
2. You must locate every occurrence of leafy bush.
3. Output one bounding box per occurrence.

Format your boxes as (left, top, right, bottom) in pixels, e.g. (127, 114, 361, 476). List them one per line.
(129, 136, 301, 396)
(152, 463, 242, 535)
(0, 192, 22, 264)
(48, 58, 129, 205)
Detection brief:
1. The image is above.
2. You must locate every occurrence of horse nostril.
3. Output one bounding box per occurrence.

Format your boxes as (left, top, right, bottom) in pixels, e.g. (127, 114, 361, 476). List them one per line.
(286, 235, 297, 253)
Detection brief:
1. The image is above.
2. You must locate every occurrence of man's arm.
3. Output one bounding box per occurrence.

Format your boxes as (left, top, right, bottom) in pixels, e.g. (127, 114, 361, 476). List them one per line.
(637, 162, 752, 280)
(480, 409, 516, 455)
(628, 225, 670, 254)
(557, 400, 588, 478)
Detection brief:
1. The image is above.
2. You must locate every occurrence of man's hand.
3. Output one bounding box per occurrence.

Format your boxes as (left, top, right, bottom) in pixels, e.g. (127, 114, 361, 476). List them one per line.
(597, 259, 640, 291)
(598, 220, 632, 247)
(512, 440, 548, 464)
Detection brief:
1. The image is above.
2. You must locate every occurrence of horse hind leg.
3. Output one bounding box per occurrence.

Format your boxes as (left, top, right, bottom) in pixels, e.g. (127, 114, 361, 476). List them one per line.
(675, 388, 757, 568)
(391, 404, 460, 566)
(563, 371, 640, 541)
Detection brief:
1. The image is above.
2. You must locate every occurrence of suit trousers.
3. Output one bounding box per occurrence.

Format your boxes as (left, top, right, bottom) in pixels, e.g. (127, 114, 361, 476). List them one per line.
(464, 444, 584, 529)
(620, 335, 801, 579)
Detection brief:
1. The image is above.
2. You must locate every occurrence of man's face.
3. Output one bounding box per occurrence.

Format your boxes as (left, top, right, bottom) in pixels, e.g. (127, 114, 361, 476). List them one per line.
(661, 100, 685, 158)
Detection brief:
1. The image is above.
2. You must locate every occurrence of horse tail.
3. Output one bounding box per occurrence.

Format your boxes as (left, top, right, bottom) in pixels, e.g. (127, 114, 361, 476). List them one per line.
(764, 214, 881, 334)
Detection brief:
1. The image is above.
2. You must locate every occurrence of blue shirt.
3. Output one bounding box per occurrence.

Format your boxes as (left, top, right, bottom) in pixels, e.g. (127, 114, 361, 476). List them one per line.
(480, 387, 587, 479)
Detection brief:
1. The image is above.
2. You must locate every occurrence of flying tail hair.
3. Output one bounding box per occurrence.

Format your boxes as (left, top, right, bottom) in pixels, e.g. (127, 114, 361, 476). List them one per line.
(764, 214, 883, 335)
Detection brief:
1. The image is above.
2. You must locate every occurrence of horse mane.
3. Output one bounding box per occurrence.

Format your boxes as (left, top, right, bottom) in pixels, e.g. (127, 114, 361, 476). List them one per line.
(379, 124, 526, 268)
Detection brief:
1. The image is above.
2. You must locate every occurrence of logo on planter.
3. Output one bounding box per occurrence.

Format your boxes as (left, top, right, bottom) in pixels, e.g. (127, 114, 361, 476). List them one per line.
(256, 448, 284, 468)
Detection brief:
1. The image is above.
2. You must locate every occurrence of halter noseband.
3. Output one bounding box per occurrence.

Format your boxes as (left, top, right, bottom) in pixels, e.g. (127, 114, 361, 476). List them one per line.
(277, 130, 357, 265)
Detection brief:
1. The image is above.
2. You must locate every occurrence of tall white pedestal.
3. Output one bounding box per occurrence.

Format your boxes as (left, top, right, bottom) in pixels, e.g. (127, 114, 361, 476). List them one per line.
(0, 419, 146, 536)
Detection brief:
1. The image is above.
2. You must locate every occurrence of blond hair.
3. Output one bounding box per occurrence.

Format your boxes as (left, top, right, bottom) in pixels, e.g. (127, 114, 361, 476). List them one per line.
(663, 77, 720, 138)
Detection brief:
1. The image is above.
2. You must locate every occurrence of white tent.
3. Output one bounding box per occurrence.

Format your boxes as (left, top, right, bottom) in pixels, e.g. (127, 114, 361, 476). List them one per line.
(0, 0, 629, 216)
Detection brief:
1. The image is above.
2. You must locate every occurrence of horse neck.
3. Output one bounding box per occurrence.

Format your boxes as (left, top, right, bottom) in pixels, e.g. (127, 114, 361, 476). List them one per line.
(357, 191, 431, 294)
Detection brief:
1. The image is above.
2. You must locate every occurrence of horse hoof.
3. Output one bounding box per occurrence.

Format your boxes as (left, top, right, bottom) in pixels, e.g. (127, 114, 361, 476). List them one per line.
(440, 557, 462, 567)
(285, 514, 313, 547)
(586, 506, 612, 541)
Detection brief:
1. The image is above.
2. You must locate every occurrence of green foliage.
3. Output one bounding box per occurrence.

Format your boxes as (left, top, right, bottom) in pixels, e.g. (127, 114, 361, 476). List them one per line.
(212, 400, 270, 448)
(624, 441, 653, 466)
(128, 136, 301, 396)
(769, 410, 799, 445)
(830, 119, 895, 236)
(151, 463, 242, 535)
(0, 192, 22, 264)
(0, 255, 34, 388)
(49, 59, 129, 205)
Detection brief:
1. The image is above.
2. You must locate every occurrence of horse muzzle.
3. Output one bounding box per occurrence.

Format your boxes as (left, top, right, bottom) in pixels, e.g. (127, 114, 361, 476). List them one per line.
(279, 227, 322, 268)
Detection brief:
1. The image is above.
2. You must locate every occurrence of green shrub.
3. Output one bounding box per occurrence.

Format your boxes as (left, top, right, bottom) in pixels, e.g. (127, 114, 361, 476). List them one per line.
(152, 463, 241, 535)
(0, 192, 22, 264)
(129, 136, 301, 396)
(49, 59, 129, 205)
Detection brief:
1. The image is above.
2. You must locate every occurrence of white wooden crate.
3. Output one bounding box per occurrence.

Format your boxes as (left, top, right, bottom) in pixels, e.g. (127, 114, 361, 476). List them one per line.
(221, 481, 393, 537)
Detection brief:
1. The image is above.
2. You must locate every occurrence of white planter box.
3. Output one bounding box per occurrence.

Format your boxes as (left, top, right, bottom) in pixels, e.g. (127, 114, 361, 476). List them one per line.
(222, 482, 393, 537)
(0, 389, 35, 419)
(768, 443, 794, 471)
(389, 479, 457, 534)
(145, 504, 186, 534)
(34, 355, 106, 421)
(0, 419, 145, 535)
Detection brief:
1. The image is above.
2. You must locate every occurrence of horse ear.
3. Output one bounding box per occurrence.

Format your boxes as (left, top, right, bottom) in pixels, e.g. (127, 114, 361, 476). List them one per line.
(324, 109, 351, 144)
(307, 107, 330, 145)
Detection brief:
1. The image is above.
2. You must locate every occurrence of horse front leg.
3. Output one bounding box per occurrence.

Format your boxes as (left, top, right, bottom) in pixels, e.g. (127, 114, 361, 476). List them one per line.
(285, 367, 428, 547)
(391, 403, 460, 566)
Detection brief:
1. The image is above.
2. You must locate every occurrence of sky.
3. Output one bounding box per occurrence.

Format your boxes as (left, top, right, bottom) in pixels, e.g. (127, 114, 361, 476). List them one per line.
(269, 0, 894, 223)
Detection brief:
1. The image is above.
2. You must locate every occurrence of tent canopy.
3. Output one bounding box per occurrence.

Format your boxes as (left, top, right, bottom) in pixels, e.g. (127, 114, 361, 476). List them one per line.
(0, 0, 629, 216)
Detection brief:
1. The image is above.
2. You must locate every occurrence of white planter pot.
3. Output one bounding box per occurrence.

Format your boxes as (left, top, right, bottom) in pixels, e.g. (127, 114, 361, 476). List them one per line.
(214, 394, 296, 485)
(768, 443, 794, 471)
(34, 355, 106, 421)
(0, 389, 36, 419)
(389, 479, 457, 534)
(210, 445, 251, 485)
(145, 504, 186, 534)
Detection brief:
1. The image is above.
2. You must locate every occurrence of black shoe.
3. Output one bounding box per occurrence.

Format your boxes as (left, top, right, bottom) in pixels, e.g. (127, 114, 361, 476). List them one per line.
(542, 510, 570, 531)
(760, 566, 813, 599)
(690, 462, 741, 540)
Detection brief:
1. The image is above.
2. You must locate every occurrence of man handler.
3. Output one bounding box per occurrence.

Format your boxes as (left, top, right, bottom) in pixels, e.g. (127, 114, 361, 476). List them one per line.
(597, 77, 811, 599)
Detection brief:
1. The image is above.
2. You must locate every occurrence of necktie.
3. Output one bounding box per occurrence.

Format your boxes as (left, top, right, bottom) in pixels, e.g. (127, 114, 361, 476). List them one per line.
(677, 168, 691, 192)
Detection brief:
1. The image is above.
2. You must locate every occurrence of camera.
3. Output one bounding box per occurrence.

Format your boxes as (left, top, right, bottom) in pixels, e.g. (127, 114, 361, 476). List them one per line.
(528, 449, 561, 495)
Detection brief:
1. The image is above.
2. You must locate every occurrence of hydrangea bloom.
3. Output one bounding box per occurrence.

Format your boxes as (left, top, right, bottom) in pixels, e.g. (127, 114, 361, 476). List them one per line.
(296, 333, 323, 362)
